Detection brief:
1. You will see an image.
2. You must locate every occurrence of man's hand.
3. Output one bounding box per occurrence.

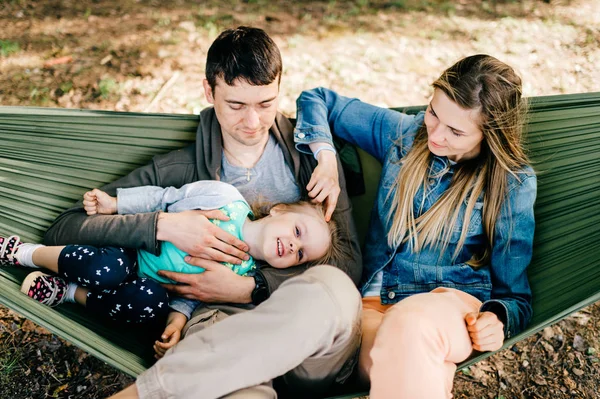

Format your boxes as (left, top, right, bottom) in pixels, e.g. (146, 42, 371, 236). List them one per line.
(159, 259, 255, 303)
(153, 312, 187, 359)
(465, 311, 505, 352)
(157, 210, 250, 264)
(307, 145, 340, 221)
(83, 188, 117, 215)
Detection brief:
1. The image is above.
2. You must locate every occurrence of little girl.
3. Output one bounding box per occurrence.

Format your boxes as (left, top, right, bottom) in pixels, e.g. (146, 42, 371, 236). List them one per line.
(0, 181, 344, 356)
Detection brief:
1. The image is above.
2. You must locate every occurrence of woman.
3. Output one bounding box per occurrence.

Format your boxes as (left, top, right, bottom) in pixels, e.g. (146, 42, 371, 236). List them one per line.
(294, 54, 537, 398)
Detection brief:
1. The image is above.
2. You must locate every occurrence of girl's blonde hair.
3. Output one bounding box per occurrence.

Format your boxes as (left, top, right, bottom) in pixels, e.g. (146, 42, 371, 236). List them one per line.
(387, 54, 530, 266)
(252, 201, 349, 266)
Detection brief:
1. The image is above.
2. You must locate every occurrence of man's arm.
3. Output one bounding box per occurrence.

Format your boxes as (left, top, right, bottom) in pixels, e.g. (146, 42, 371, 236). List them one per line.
(44, 153, 169, 253)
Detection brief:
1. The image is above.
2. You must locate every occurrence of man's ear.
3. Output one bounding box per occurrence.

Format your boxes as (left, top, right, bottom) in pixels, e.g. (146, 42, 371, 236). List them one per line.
(203, 79, 214, 104)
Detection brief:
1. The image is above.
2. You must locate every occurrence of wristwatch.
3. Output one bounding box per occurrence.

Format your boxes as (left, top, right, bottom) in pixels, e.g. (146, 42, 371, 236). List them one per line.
(251, 272, 270, 305)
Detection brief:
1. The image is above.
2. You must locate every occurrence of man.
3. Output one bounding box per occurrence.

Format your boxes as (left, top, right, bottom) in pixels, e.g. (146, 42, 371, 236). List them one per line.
(45, 27, 362, 398)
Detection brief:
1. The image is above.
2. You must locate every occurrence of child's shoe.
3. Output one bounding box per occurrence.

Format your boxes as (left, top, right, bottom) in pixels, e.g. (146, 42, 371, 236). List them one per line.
(0, 235, 22, 266)
(21, 271, 68, 307)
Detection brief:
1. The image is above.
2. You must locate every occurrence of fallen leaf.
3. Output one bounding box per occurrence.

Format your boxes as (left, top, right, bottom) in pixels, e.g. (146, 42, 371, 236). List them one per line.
(533, 375, 547, 386)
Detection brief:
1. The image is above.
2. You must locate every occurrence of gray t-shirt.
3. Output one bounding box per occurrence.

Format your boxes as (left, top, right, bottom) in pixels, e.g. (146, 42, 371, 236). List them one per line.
(220, 134, 302, 205)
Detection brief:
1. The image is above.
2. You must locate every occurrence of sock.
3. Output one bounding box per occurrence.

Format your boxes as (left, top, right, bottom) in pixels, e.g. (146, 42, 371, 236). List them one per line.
(14, 243, 44, 268)
(63, 283, 78, 304)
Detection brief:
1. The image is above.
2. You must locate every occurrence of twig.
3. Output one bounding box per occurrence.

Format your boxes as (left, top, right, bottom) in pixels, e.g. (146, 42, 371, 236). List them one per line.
(144, 71, 180, 112)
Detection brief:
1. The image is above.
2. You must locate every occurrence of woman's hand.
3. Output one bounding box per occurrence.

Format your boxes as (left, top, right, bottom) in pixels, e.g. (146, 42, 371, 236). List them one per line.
(83, 188, 117, 215)
(154, 312, 187, 359)
(307, 145, 340, 221)
(465, 311, 505, 352)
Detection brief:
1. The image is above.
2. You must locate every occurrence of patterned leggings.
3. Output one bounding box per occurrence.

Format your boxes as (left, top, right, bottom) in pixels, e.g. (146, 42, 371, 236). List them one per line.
(57, 245, 170, 325)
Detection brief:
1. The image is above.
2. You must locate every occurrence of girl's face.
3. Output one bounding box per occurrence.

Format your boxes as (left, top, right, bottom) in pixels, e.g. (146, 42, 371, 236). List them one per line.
(258, 205, 330, 269)
(424, 89, 484, 163)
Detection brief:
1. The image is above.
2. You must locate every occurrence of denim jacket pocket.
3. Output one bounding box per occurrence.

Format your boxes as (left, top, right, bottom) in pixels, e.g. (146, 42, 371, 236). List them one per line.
(450, 201, 484, 242)
(441, 263, 492, 302)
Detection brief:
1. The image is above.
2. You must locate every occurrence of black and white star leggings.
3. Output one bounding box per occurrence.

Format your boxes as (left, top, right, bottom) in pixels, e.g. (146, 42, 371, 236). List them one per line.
(57, 245, 170, 325)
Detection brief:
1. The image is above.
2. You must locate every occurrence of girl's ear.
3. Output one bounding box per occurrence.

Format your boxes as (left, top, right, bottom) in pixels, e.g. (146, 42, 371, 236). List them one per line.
(269, 204, 288, 216)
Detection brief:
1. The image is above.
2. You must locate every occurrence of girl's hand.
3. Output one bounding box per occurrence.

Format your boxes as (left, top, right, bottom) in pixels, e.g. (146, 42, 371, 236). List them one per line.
(83, 188, 117, 215)
(465, 311, 505, 352)
(307, 147, 340, 221)
(153, 323, 182, 359)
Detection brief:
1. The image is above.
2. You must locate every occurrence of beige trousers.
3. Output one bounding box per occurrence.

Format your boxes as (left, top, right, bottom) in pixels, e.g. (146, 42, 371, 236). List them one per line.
(136, 266, 362, 399)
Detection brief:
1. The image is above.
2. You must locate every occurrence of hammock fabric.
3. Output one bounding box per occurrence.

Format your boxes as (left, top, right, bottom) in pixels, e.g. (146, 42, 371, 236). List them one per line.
(1, 92, 599, 397)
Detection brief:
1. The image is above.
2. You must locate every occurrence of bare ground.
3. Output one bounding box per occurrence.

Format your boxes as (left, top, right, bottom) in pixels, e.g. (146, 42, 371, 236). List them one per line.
(1, 0, 599, 397)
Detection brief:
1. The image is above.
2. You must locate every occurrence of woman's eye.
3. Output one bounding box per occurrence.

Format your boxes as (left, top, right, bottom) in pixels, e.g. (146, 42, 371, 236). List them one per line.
(298, 249, 304, 261)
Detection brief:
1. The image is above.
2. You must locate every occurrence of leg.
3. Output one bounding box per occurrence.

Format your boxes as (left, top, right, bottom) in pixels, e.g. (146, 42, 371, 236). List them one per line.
(368, 289, 481, 399)
(31, 246, 65, 273)
(56, 245, 136, 289)
(108, 384, 139, 399)
(277, 267, 362, 398)
(358, 307, 384, 383)
(86, 278, 170, 324)
(221, 383, 276, 399)
(136, 265, 362, 399)
(20, 245, 138, 308)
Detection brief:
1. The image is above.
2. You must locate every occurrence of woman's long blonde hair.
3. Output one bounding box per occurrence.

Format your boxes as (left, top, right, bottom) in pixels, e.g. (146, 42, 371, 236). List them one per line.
(387, 54, 530, 266)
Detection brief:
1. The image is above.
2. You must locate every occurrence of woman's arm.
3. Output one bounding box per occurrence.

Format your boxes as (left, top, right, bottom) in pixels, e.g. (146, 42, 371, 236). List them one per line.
(481, 171, 537, 339)
(294, 87, 416, 163)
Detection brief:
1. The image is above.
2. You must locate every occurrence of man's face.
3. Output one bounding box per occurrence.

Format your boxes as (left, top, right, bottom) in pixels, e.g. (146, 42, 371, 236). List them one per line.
(204, 77, 280, 147)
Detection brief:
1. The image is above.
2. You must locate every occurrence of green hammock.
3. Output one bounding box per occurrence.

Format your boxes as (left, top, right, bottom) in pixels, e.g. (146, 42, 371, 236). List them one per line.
(1, 92, 599, 397)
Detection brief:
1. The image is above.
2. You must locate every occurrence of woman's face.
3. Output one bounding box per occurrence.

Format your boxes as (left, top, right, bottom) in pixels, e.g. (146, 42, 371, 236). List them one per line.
(424, 89, 484, 163)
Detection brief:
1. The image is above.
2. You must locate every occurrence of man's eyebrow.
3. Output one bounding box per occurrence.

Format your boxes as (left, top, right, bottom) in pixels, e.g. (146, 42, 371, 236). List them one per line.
(430, 104, 466, 134)
(224, 96, 277, 106)
(225, 99, 245, 105)
(260, 96, 277, 104)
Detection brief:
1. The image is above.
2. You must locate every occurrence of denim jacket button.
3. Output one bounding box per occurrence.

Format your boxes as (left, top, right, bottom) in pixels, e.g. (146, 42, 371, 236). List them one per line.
(297, 133, 306, 139)
(387, 291, 396, 299)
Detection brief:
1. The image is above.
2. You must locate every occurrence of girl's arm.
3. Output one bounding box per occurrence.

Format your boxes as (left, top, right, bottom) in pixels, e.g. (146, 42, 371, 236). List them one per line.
(480, 171, 537, 339)
(116, 180, 244, 215)
(294, 87, 418, 163)
(154, 311, 188, 359)
(82, 189, 117, 215)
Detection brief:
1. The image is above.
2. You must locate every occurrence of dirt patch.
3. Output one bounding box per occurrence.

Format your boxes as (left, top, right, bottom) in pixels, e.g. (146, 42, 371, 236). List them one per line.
(1, 0, 599, 397)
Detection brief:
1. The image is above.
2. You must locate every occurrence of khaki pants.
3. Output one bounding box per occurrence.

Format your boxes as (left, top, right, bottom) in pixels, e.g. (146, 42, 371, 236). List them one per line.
(136, 266, 362, 399)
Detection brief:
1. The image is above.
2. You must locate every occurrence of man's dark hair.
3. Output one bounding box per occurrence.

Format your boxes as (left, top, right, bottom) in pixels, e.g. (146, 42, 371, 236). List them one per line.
(206, 26, 282, 91)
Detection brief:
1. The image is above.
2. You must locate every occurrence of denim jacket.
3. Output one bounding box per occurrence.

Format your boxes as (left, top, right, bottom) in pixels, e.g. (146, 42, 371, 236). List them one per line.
(294, 88, 537, 338)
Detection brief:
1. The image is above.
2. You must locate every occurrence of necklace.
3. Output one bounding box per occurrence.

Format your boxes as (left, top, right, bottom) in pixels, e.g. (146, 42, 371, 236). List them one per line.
(223, 147, 253, 182)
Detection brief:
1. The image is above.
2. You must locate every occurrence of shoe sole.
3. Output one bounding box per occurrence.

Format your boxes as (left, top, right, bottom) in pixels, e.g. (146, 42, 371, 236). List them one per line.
(20, 271, 48, 295)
